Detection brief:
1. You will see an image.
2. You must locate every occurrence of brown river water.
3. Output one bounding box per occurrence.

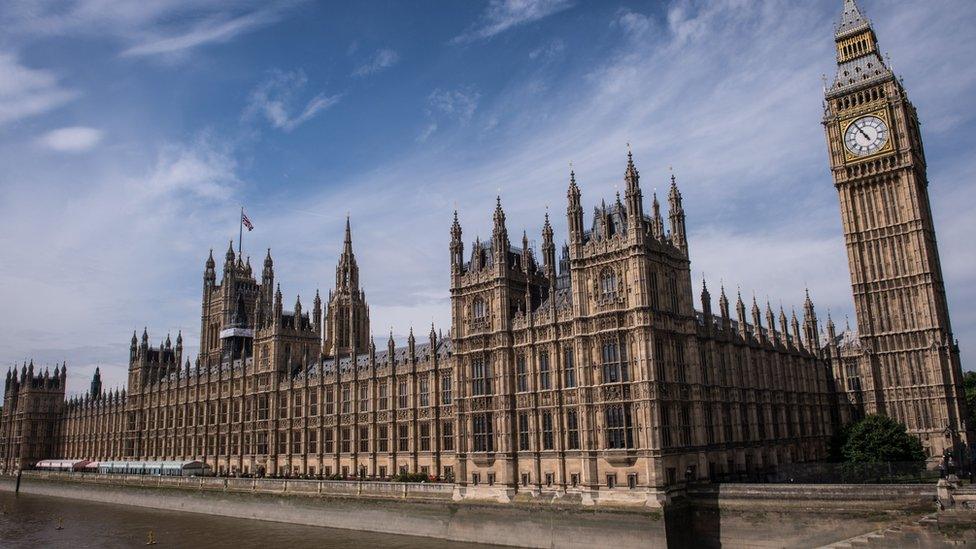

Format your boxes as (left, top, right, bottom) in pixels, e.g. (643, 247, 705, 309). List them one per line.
(0, 491, 504, 548)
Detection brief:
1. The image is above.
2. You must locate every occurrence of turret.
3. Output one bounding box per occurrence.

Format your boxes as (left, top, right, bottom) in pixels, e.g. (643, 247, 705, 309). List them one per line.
(668, 173, 687, 253)
(751, 296, 764, 342)
(90, 367, 102, 398)
(407, 327, 416, 357)
(273, 284, 283, 322)
(736, 291, 747, 338)
(204, 249, 216, 288)
(541, 212, 556, 283)
(802, 289, 820, 353)
(791, 309, 804, 351)
(765, 301, 777, 344)
(450, 210, 464, 271)
(262, 248, 274, 295)
(294, 294, 303, 321)
(624, 148, 645, 237)
(521, 230, 532, 275)
(223, 240, 236, 275)
(700, 278, 712, 320)
(492, 196, 509, 266)
(313, 289, 322, 335)
(779, 307, 790, 347)
(130, 331, 138, 361)
(718, 284, 731, 330)
(567, 170, 584, 246)
(651, 192, 665, 241)
(824, 312, 839, 358)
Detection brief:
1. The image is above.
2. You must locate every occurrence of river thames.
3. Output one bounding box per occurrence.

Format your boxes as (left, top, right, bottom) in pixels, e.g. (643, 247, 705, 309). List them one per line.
(0, 491, 504, 548)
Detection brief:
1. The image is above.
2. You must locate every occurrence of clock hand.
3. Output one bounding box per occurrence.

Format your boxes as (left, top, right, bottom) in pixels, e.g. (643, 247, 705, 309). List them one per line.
(856, 123, 871, 141)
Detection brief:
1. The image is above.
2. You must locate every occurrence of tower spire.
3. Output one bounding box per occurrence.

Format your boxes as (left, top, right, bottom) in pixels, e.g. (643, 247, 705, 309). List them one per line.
(623, 147, 644, 235)
(567, 168, 584, 246)
(836, 0, 870, 38)
(450, 209, 464, 272)
(828, 0, 890, 96)
(668, 171, 687, 253)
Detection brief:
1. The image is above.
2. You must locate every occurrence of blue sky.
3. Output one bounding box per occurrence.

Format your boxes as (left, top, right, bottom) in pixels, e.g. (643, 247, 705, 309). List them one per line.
(0, 0, 973, 393)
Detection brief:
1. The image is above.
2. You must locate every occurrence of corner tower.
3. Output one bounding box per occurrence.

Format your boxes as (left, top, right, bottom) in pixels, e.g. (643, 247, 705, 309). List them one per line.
(822, 0, 969, 457)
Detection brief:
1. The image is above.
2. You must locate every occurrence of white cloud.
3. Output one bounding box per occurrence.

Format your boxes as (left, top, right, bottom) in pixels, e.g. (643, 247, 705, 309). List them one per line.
(146, 135, 239, 199)
(528, 38, 565, 60)
(37, 126, 104, 152)
(419, 87, 480, 141)
(0, 1, 298, 59)
(427, 87, 480, 122)
(245, 70, 342, 132)
(352, 48, 400, 77)
(121, 8, 283, 57)
(452, 0, 573, 44)
(0, 52, 77, 126)
(612, 8, 654, 39)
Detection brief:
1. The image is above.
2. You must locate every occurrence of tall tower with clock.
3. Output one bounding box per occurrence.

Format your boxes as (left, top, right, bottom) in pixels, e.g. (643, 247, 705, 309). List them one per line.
(822, 0, 970, 459)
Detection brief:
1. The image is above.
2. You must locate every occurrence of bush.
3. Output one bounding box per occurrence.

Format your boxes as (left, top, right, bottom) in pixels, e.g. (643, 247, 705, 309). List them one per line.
(842, 414, 926, 464)
(393, 472, 434, 483)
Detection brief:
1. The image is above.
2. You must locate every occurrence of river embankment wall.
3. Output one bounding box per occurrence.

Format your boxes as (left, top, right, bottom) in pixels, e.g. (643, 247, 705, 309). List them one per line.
(0, 473, 937, 548)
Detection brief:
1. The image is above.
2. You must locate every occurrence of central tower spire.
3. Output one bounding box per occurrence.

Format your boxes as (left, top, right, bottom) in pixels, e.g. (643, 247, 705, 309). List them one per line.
(326, 215, 369, 358)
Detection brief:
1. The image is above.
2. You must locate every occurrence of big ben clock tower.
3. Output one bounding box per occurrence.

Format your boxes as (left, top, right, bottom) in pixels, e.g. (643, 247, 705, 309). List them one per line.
(823, 0, 970, 460)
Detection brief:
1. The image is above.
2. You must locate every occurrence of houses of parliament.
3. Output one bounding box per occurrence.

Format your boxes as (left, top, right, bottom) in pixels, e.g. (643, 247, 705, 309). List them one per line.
(1, 0, 970, 504)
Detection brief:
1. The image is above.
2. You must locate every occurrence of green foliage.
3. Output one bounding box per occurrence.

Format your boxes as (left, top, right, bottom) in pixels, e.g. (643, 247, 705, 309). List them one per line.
(964, 371, 976, 433)
(827, 422, 851, 462)
(393, 472, 433, 483)
(842, 414, 926, 463)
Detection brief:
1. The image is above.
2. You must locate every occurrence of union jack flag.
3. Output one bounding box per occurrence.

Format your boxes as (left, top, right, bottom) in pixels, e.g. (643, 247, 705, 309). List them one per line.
(242, 211, 254, 231)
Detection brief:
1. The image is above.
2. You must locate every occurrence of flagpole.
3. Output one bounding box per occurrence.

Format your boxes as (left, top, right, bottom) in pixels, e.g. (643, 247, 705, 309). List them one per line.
(238, 206, 244, 258)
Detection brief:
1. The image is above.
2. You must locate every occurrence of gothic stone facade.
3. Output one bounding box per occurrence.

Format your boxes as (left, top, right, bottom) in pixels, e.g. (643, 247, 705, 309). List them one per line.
(1, 0, 969, 504)
(1, 154, 836, 506)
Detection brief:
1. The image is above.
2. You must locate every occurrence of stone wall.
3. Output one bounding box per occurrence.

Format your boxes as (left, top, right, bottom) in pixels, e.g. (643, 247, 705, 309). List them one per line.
(0, 473, 938, 548)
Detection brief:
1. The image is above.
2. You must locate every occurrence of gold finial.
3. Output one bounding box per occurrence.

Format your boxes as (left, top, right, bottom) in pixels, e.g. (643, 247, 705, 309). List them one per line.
(56, 517, 64, 530)
(626, 141, 631, 153)
(146, 530, 157, 545)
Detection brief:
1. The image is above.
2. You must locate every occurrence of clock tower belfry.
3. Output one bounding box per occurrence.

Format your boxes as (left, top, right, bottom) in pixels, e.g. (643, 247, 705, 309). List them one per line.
(823, 0, 970, 459)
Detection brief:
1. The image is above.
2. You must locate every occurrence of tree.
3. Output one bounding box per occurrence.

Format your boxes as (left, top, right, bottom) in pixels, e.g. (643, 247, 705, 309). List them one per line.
(842, 414, 926, 463)
(964, 371, 976, 433)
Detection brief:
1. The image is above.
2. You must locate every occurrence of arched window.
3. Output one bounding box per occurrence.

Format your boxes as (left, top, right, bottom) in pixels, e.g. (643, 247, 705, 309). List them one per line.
(599, 269, 617, 297)
(473, 298, 487, 321)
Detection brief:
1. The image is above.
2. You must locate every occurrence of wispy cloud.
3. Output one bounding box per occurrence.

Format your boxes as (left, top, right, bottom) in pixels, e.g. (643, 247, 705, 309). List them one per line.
(0, 1, 299, 59)
(528, 38, 565, 60)
(37, 126, 104, 152)
(352, 48, 400, 77)
(146, 134, 239, 199)
(452, 0, 573, 44)
(0, 52, 77, 126)
(428, 87, 480, 122)
(419, 87, 480, 141)
(245, 70, 342, 132)
(121, 8, 284, 57)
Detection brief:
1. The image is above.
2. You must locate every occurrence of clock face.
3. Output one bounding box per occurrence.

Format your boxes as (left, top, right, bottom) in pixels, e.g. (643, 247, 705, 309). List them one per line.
(844, 115, 889, 157)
